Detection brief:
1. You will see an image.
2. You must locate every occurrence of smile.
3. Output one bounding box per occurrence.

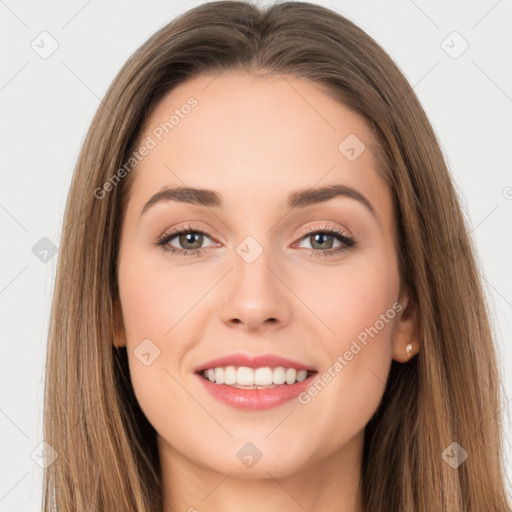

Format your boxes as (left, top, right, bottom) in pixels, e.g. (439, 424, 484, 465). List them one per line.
(200, 365, 312, 388)
(195, 355, 318, 410)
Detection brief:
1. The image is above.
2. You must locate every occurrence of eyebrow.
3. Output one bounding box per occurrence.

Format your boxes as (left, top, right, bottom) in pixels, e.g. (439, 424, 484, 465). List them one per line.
(140, 184, 377, 219)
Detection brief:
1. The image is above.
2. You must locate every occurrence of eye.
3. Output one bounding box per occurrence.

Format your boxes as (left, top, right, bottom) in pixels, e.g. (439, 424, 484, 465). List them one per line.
(154, 222, 356, 258)
(154, 223, 217, 256)
(292, 224, 356, 258)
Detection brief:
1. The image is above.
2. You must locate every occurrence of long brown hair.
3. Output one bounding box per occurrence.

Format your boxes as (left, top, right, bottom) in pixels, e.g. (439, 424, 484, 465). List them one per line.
(42, 1, 511, 510)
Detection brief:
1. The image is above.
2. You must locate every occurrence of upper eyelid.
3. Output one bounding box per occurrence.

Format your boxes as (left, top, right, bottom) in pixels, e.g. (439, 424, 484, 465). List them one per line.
(158, 224, 353, 251)
(295, 222, 352, 238)
(160, 223, 351, 241)
(155, 223, 356, 260)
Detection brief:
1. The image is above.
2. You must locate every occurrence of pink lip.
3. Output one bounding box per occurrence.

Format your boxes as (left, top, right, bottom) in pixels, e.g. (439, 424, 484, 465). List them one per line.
(194, 352, 317, 411)
(195, 373, 316, 410)
(194, 353, 316, 373)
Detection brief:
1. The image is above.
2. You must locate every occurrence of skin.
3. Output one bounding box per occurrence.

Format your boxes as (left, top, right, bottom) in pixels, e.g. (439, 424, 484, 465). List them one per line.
(114, 70, 418, 512)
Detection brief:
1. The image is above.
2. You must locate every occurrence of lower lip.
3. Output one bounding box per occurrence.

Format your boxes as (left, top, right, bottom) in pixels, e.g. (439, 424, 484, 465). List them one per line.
(195, 373, 315, 410)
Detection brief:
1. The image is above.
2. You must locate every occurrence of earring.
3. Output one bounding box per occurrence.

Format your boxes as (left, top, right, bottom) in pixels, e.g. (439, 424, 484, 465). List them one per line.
(405, 343, 413, 357)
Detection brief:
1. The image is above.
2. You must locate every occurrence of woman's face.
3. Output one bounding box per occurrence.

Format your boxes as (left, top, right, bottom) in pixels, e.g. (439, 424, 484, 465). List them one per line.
(114, 70, 416, 480)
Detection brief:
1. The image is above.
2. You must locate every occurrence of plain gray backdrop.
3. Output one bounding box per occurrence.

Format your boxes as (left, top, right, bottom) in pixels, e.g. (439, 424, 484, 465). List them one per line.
(1, 0, 511, 509)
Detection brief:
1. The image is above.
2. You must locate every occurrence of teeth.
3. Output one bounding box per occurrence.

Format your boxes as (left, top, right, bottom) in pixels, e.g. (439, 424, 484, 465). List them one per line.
(255, 367, 273, 386)
(224, 366, 237, 385)
(202, 365, 310, 387)
(296, 370, 308, 382)
(214, 367, 225, 385)
(273, 366, 286, 385)
(237, 366, 254, 386)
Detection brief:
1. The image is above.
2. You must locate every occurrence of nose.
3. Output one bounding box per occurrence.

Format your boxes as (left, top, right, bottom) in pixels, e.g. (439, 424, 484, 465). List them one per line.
(219, 247, 292, 331)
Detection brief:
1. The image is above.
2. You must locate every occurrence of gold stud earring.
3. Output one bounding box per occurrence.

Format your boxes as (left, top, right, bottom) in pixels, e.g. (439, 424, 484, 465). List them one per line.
(405, 343, 413, 357)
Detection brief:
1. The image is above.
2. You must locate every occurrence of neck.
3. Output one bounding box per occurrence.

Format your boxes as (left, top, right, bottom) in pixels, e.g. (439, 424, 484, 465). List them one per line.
(159, 431, 364, 512)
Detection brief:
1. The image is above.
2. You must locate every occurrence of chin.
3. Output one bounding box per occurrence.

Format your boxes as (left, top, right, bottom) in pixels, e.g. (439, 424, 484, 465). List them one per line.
(199, 436, 315, 479)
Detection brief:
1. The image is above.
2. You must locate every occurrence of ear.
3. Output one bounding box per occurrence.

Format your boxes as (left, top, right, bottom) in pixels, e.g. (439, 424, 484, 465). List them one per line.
(113, 298, 127, 348)
(392, 286, 420, 363)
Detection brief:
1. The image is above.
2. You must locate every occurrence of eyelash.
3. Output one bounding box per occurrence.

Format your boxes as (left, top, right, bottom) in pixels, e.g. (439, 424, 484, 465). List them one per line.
(153, 222, 356, 258)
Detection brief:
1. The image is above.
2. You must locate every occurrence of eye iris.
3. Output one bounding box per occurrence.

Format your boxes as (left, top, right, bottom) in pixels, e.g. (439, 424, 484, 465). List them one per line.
(180, 232, 203, 249)
(310, 233, 333, 250)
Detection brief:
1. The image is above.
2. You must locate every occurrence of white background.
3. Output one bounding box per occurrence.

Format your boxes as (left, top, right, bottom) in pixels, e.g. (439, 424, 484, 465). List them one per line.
(0, 0, 511, 509)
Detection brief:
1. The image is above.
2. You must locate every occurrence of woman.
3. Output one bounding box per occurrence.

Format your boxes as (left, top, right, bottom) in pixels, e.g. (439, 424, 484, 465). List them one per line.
(42, 1, 511, 510)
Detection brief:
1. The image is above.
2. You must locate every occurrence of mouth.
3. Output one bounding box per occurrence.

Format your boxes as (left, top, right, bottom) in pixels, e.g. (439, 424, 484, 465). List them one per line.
(196, 366, 317, 389)
(193, 353, 318, 409)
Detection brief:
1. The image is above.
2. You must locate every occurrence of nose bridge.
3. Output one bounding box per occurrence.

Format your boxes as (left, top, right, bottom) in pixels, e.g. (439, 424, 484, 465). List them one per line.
(218, 232, 291, 329)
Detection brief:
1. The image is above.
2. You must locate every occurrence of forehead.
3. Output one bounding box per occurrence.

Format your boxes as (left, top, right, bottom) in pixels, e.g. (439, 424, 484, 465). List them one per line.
(127, 70, 390, 220)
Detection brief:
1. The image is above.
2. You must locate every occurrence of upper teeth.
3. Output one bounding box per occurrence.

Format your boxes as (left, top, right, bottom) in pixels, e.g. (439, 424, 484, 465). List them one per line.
(202, 366, 309, 386)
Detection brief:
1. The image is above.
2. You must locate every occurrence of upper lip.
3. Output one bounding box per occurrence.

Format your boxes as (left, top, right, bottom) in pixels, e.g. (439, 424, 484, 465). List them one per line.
(195, 353, 317, 373)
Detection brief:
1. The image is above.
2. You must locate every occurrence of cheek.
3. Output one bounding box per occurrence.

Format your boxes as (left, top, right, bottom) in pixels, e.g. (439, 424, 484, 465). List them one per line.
(117, 250, 195, 340)
(301, 255, 400, 357)
(293, 256, 399, 440)
(116, 250, 186, 397)
(117, 254, 203, 451)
